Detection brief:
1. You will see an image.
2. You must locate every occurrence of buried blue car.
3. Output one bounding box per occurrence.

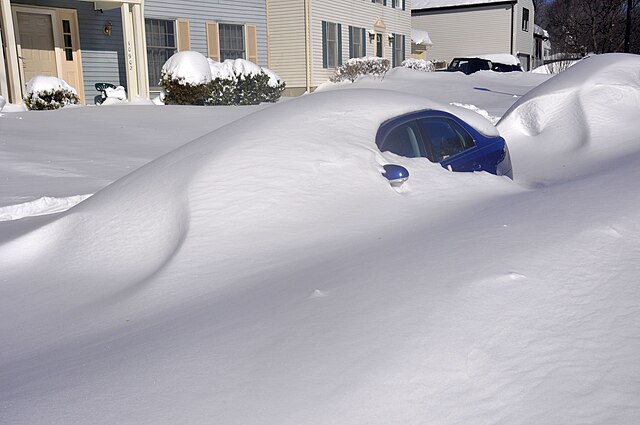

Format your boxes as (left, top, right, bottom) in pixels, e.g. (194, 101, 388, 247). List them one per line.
(377, 109, 513, 183)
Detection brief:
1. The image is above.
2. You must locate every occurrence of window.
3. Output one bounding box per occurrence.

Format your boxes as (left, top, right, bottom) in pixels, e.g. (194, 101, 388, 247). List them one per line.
(392, 34, 405, 67)
(375, 33, 383, 57)
(349, 26, 366, 58)
(322, 21, 341, 68)
(62, 19, 73, 61)
(419, 117, 475, 162)
(219, 24, 245, 61)
(522, 7, 530, 32)
(381, 121, 426, 158)
(146, 19, 177, 86)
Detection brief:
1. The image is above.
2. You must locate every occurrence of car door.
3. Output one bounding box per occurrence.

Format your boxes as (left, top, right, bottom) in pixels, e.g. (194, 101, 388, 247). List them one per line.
(417, 116, 483, 172)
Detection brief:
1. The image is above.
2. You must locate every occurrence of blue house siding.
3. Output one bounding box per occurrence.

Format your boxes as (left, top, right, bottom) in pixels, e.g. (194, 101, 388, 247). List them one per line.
(12, 0, 125, 104)
(144, 0, 268, 68)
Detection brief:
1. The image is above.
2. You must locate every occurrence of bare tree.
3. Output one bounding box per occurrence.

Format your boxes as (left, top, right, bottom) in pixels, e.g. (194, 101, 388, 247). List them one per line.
(545, 0, 640, 55)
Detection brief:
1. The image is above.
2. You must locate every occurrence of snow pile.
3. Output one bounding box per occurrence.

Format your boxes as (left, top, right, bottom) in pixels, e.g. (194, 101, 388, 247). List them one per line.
(0, 194, 91, 221)
(23, 76, 79, 110)
(402, 58, 435, 72)
(473, 53, 521, 66)
(450, 102, 499, 124)
(161, 51, 212, 85)
(0, 95, 6, 112)
(498, 53, 640, 184)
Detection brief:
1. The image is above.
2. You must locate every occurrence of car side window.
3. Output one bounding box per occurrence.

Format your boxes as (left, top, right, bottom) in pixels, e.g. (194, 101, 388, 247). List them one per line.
(420, 117, 475, 162)
(380, 121, 426, 158)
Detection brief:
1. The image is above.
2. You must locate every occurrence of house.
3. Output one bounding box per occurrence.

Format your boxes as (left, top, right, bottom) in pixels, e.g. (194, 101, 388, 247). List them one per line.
(266, 0, 412, 96)
(533, 23, 550, 69)
(0, 0, 268, 104)
(410, 28, 433, 59)
(411, 0, 535, 70)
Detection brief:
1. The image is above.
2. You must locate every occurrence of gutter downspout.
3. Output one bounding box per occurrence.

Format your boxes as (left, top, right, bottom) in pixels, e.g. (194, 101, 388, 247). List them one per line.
(510, 3, 514, 55)
(265, 0, 271, 68)
(304, 0, 311, 93)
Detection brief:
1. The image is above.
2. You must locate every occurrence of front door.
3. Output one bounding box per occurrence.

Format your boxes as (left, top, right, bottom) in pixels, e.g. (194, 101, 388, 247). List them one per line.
(12, 6, 85, 102)
(15, 11, 57, 80)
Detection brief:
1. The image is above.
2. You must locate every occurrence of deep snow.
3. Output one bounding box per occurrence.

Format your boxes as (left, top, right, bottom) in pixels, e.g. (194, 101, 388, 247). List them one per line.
(1, 54, 639, 425)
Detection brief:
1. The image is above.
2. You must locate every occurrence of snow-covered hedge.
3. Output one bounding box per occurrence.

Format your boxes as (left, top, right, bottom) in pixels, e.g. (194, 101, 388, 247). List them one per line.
(159, 51, 285, 106)
(23, 76, 79, 110)
(401, 58, 435, 72)
(330, 57, 390, 83)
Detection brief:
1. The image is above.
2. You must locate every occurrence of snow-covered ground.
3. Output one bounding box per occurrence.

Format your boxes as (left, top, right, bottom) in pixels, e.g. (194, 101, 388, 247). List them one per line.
(1, 54, 639, 425)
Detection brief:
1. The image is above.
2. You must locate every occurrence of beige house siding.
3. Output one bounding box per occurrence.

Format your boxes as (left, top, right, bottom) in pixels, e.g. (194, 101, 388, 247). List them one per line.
(267, 0, 411, 94)
(412, 4, 512, 63)
(514, 0, 534, 69)
(310, 0, 412, 87)
(266, 0, 307, 91)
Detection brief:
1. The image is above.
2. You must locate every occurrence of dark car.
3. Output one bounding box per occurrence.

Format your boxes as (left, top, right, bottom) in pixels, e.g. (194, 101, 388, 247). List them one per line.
(377, 109, 513, 180)
(445, 57, 523, 75)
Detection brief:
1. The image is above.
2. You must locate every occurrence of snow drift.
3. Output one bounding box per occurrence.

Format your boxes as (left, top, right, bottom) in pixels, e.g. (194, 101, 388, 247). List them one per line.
(498, 53, 640, 185)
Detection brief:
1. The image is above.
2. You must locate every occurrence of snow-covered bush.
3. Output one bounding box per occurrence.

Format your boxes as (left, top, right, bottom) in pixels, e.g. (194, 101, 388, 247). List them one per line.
(401, 58, 435, 72)
(160, 51, 213, 105)
(159, 52, 285, 105)
(0, 95, 6, 112)
(207, 58, 285, 105)
(23, 76, 79, 110)
(330, 57, 390, 83)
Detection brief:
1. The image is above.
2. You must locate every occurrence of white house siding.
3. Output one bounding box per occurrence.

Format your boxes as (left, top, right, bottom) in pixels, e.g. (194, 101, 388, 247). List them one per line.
(411, 3, 512, 63)
(310, 0, 412, 87)
(513, 0, 534, 69)
(144, 0, 268, 68)
(266, 0, 307, 91)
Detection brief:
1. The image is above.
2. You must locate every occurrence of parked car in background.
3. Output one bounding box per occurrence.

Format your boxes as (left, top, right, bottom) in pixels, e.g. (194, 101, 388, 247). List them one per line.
(445, 54, 523, 75)
(377, 109, 513, 179)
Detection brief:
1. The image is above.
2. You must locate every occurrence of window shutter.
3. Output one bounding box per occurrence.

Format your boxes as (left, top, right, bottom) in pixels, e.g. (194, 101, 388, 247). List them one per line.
(176, 19, 191, 51)
(392, 33, 396, 67)
(361, 28, 366, 56)
(322, 21, 327, 68)
(402, 34, 406, 62)
(246, 24, 258, 63)
(348, 26, 353, 58)
(337, 24, 342, 66)
(206, 22, 220, 62)
(392, 0, 396, 8)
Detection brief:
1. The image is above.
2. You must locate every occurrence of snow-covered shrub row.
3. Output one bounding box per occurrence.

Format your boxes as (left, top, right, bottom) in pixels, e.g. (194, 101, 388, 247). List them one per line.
(23, 76, 79, 111)
(160, 51, 285, 106)
(401, 58, 435, 72)
(330, 56, 390, 83)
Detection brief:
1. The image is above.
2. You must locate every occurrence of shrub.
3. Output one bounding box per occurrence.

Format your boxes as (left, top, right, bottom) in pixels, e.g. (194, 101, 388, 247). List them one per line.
(330, 56, 390, 83)
(160, 76, 211, 105)
(207, 59, 285, 106)
(401, 58, 435, 72)
(158, 53, 285, 106)
(23, 76, 79, 110)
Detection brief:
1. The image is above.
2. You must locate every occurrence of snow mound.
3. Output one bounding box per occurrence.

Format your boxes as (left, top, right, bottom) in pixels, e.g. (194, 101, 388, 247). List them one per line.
(498, 53, 640, 184)
(161, 51, 212, 85)
(26, 75, 78, 95)
(208, 58, 283, 87)
(0, 194, 91, 221)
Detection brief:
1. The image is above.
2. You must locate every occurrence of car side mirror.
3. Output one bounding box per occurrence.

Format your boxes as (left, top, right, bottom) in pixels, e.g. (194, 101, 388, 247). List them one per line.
(382, 164, 409, 186)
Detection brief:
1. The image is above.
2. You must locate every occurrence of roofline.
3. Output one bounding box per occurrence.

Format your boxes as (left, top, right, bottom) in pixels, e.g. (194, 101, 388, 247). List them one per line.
(412, 0, 517, 14)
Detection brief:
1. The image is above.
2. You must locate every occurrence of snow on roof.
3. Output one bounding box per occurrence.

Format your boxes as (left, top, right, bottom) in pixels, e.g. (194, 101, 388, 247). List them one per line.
(411, 29, 433, 46)
(534, 24, 550, 38)
(412, 0, 510, 10)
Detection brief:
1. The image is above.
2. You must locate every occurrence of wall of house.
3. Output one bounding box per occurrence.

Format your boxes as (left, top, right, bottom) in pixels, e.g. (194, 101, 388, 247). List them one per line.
(144, 0, 268, 68)
(411, 4, 512, 64)
(12, 0, 125, 104)
(310, 0, 412, 88)
(513, 0, 534, 69)
(265, 0, 307, 93)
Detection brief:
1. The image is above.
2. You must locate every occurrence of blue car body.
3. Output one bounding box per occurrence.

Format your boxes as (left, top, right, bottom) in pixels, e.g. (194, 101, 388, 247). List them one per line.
(376, 109, 513, 179)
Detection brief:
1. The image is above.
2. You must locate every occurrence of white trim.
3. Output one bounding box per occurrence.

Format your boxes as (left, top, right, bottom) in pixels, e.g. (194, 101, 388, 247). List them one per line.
(1, 0, 22, 103)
